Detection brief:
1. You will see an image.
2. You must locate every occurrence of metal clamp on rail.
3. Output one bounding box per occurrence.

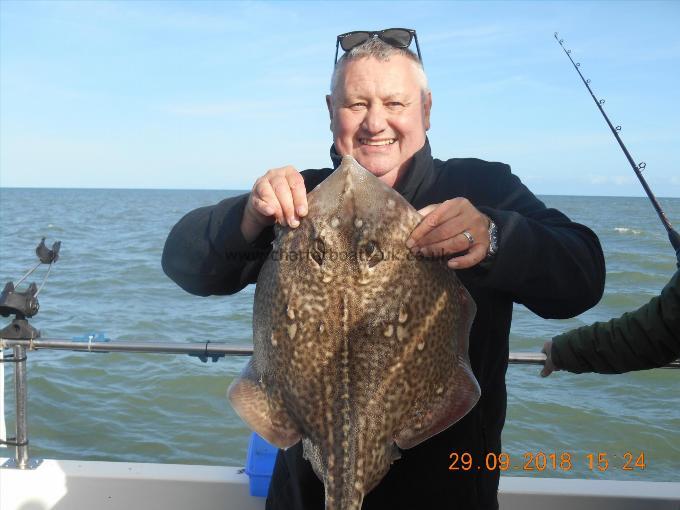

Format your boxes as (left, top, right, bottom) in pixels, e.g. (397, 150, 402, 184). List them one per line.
(0, 352, 26, 363)
(188, 341, 228, 363)
(0, 436, 28, 447)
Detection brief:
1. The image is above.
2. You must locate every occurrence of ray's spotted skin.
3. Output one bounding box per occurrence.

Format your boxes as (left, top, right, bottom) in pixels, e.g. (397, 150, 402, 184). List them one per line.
(228, 156, 480, 510)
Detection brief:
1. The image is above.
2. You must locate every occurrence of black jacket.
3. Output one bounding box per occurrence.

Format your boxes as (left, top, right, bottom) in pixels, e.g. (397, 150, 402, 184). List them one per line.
(552, 266, 680, 374)
(162, 140, 606, 509)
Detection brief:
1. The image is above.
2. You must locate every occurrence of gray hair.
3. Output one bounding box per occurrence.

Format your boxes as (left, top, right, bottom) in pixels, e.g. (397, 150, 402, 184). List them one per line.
(329, 37, 429, 98)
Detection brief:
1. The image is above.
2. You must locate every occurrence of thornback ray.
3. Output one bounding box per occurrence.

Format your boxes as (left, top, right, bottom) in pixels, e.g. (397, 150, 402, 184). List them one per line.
(228, 155, 480, 510)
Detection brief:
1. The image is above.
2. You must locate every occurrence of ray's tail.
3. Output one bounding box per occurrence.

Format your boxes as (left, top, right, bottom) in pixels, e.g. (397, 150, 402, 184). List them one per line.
(324, 471, 365, 510)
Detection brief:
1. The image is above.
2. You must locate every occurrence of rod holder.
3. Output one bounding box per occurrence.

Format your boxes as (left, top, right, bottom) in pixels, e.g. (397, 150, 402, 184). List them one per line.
(0, 345, 42, 470)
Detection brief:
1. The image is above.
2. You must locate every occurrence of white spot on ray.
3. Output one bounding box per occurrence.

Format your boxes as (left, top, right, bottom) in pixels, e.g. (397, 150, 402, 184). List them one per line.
(287, 323, 297, 340)
(398, 304, 408, 324)
(331, 217, 340, 228)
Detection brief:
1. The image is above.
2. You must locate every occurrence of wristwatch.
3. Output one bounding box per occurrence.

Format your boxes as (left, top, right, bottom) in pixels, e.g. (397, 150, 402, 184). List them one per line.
(486, 219, 499, 259)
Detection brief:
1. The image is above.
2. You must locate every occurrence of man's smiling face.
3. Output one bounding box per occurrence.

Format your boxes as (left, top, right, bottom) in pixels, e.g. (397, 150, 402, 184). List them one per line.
(327, 54, 432, 188)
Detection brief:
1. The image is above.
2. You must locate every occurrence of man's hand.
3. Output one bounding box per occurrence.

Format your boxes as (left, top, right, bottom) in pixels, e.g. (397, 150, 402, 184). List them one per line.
(241, 166, 308, 243)
(540, 340, 558, 377)
(407, 198, 490, 269)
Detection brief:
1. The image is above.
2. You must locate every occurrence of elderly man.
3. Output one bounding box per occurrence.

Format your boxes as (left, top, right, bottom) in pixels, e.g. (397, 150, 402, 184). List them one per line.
(162, 29, 606, 510)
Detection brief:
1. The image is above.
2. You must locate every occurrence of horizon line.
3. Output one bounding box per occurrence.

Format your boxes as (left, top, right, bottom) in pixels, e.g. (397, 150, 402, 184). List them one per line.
(1, 185, 679, 200)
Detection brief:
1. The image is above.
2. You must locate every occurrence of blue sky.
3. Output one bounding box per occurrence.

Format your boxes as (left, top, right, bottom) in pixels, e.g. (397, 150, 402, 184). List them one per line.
(1, 0, 679, 196)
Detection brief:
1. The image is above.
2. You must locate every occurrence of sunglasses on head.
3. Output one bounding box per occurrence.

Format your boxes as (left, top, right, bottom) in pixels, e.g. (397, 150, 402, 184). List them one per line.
(334, 28, 422, 66)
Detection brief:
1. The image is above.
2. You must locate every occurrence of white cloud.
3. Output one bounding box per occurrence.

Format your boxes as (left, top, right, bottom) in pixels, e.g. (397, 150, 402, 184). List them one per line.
(587, 175, 635, 186)
(423, 25, 509, 45)
(160, 100, 276, 118)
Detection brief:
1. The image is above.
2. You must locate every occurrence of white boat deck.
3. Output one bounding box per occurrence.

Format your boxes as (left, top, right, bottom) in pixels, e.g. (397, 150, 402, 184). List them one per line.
(2, 458, 679, 510)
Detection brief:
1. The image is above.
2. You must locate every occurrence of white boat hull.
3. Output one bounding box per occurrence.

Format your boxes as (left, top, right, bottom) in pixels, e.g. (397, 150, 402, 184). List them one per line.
(2, 458, 679, 510)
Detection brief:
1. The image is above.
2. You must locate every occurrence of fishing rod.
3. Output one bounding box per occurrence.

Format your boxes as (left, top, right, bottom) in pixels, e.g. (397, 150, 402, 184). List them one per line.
(554, 32, 680, 255)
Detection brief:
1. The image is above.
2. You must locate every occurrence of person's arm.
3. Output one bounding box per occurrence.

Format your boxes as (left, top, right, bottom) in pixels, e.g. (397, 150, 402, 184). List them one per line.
(161, 168, 330, 296)
(544, 268, 680, 374)
(161, 193, 273, 296)
(460, 162, 606, 319)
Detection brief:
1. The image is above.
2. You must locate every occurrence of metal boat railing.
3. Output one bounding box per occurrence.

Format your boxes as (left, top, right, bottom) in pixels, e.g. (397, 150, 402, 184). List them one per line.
(1, 337, 678, 472)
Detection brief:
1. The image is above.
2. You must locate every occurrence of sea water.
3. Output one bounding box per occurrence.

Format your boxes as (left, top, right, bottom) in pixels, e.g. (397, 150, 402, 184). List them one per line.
(0, 188, 678, 481)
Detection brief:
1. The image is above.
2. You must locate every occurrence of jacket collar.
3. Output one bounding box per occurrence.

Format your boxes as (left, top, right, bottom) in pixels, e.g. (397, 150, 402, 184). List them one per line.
(329, 138, 433, 203)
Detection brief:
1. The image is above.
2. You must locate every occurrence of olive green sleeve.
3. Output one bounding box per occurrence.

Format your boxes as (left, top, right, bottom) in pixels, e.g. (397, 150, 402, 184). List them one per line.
(551, 269, 680, 374)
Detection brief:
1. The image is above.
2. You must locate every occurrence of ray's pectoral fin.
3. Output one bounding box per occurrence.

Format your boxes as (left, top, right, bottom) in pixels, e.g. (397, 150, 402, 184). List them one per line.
(396, 283, 481, 449)
(394, 357, 481, 450)
(227, 358, 301, 449)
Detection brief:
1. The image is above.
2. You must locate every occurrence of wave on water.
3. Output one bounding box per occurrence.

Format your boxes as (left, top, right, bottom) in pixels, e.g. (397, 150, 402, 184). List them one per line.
(614, 227, 643, 235)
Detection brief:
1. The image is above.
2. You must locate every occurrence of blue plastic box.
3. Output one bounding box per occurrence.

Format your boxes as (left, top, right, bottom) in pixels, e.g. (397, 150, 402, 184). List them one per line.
(245, 432, 279, 497)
